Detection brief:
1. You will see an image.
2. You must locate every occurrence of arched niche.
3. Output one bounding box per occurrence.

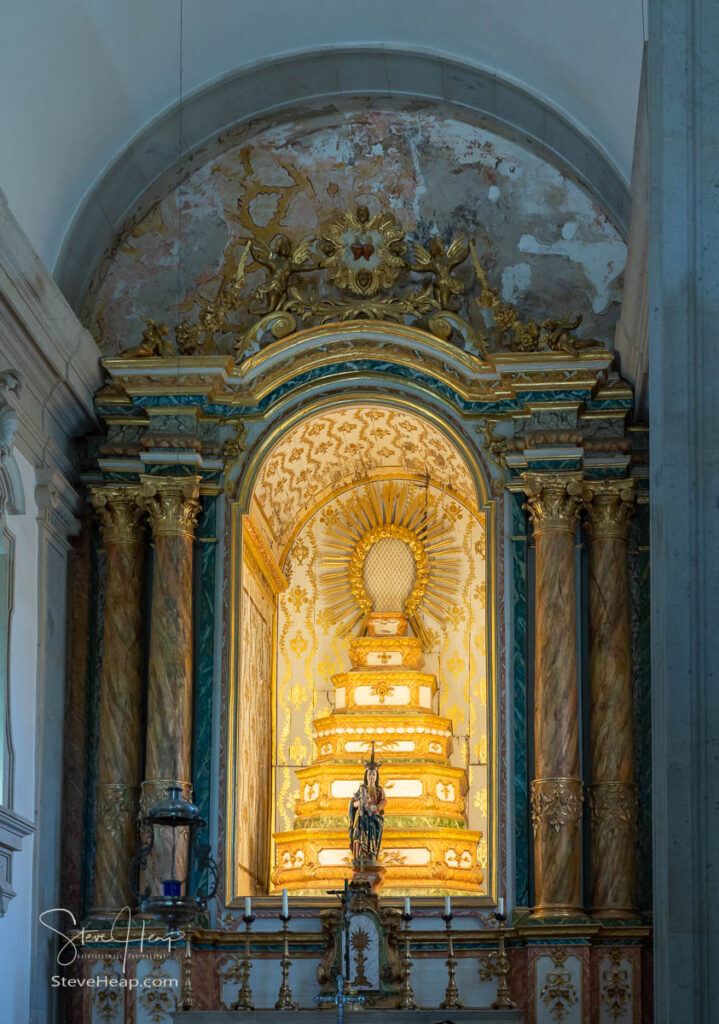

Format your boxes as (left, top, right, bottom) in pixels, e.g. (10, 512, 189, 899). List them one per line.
(224, 398, 500, 905)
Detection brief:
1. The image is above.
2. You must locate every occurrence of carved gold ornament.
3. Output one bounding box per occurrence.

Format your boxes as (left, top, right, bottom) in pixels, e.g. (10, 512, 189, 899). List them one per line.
(600, 949, 631, 1022)
(119, 196, 605, 361)
(138, 957, 178, 1023)
(540, 948, 579, 1022)
(320, 481, 459, 641)
(91, 486, 145, 545)
(135, 475, 201, 538)
(531, 778, 584, 835)
(319, 205, 407, 296)
(589, 782, 638, 837)
(95, 784, 137, 839)
(523, 473, 584, 535)
(582, 479, 635, 540)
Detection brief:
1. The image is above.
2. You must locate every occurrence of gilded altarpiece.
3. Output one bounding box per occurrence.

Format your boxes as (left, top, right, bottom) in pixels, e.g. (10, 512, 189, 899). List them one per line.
(272, 480, 490, 894)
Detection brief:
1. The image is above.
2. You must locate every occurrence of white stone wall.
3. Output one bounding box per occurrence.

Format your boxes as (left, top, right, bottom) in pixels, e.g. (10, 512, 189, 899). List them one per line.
(0, 451, 39, 1023)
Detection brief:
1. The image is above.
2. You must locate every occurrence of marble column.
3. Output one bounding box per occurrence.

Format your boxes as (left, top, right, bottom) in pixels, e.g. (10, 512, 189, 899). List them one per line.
(523, 472, 584, 917)
(90, 487, 145, 914)
(137, 476, 200, 891)
(583, 480, 637, 917)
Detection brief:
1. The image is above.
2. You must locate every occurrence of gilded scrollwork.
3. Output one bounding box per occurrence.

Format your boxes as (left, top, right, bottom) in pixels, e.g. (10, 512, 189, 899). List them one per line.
(600, 949, 631, 1021)
(531, 779, 584, 835)
(222, 421, 248, 474)
(138, 957, 178, 1023)
(540, 948, 579, 1022)
(93, 958, 125, 1023)
(115, 195, 607, 363)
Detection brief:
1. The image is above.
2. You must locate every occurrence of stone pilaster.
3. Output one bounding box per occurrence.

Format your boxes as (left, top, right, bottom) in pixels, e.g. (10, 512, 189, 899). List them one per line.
(523, 472, 584, 916)
(137, 476, 200, 891)
(583, 480, 637, 917)
(90, 487, 145, 914)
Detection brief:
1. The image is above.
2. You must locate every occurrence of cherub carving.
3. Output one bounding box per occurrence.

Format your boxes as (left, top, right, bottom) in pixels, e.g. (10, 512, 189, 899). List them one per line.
(120, 318, 174, 358)
(410, 235, 469, 310)
(250, 233, 316, 314)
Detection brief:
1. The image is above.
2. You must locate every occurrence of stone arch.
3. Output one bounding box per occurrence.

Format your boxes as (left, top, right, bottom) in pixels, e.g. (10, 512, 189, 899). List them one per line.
(55, 47, 630, 313)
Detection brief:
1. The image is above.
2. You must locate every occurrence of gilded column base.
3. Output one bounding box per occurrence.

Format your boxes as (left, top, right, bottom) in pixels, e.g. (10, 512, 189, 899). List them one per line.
(92, 783, 140, 916)
(530, 778, 584, 918)
(589, 782, 638, 917)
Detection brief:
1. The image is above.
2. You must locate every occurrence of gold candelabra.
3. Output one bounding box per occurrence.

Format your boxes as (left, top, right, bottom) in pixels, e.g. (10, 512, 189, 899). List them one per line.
(398, 912, 417, 1010)
(488, 911, 515, 1010)
(440, 913, 462, 1010)
(179, 937, 195, 1011)
(275, 913, 297, 1010)
(231, 913, 255, 1010)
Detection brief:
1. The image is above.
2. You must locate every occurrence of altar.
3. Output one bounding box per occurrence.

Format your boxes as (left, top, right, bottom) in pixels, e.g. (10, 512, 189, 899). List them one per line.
(57, 162, 652, 1024)
(173, 1012, 523, 1023)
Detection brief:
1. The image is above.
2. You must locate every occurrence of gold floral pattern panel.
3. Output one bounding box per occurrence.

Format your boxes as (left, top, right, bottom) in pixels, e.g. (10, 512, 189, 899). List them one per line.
(252, 406, 477, 562)
(237, 550, 275, 893)
(273, 480, 490, 892)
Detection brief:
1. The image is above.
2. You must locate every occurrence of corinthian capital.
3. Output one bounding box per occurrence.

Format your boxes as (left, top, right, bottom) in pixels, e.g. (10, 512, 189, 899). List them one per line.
(136, 475, 201, 538)
(582, 479, 635, 540)
(91, 486, 145, 544)
(522, 472, 584, 534)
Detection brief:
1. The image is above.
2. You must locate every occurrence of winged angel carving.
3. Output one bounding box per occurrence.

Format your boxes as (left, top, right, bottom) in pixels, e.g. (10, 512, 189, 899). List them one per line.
(410, 235, 469, 310)
(249, 233, 316, 314)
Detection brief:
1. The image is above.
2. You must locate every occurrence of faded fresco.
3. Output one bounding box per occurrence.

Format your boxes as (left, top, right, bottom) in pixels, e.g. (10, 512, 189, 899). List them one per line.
(84, 105, 626, 356)
(274, 479, 490, 893)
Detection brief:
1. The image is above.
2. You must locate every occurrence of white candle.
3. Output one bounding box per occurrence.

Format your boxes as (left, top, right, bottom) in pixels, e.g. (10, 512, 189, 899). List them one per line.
(498, 897, 504, 916)
(444, 895, 451, 916)
(404, 897, 411, 915)
(282, 888, 289, 917)
(245, 897, 251, 917)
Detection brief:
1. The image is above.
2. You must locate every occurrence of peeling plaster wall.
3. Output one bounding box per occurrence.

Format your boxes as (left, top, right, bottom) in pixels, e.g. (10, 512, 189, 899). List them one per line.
(84, 105, 626, 357)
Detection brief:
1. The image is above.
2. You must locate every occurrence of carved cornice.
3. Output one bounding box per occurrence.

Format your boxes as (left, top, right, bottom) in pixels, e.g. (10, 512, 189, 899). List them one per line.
(136, 475, 201, 539)
(531, 778, 584, 835)
(35, 468, 82, 540)
(582, 479, 635, 541)
(522, 473, 584, 535)
(589, 782, 638, 837)
(90, 486, 145, 545)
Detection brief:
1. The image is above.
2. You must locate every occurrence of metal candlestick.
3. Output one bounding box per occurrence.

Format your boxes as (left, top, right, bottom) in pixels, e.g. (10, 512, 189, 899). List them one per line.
(231, 913, 255, 1010)
(179, 938, 195, 1011)
(439, 913, 461, 1009)
(275, 914, 297, 1010)
(490, 912, 515, 1010)
(398, 912, 417, 1010)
